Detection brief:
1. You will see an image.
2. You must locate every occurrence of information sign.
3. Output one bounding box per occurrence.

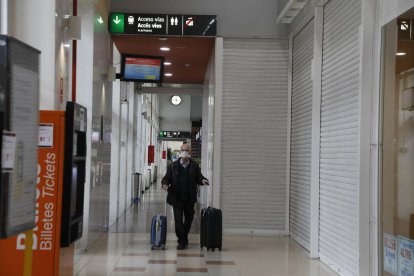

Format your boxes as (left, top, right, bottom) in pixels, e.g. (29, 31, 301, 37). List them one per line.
(109, 13, 217, 36)
(384, 233, 397, 275)
(159, 131, 191, 139)
(398, 236, 414, 276)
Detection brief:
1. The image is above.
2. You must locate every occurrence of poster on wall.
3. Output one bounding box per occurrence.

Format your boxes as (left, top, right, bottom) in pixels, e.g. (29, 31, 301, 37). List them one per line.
(384, 233, 397, 275)
(398, 236, 414, 276)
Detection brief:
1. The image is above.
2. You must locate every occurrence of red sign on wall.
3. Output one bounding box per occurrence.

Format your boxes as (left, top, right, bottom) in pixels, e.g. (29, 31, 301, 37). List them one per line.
(148, 145, 155, 164)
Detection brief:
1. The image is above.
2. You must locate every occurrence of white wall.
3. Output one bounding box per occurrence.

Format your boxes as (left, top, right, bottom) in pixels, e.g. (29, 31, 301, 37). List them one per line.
(109, 47, 121, 226)
(126, 83, 134, 207)
(212, 38, 223, 209)
(75, 0, 94, 251)
(118, 84, 128, 216)
(110, 0, 287, 38)
(8, 0, 56, 109)
(159, 94, 191, 131)
(55, 0, 71, 111)
(201, 42, 217, 207)
(191, 95, 203, 121)
(380, 0, 414, 25)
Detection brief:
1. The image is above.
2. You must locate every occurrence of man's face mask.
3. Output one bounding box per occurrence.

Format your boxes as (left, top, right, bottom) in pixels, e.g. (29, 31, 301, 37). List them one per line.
(180, 150, 190, 158)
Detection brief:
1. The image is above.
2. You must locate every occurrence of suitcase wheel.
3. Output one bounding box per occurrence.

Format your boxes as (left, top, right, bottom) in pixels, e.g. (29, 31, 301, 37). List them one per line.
(219, 247, 222, 251)
(151, 246, 155, 250)
(162, 246, 166, 250)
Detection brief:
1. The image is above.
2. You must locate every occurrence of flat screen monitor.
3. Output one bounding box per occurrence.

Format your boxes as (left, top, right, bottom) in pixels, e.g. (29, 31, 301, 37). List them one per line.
(121, 54, 165, 83)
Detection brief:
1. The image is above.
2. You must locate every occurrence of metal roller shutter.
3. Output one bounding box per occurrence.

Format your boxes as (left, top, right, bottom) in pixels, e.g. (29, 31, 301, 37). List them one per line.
(221, 38, 289, 233)
(290, 18, 314, 251)
(319, 0, 361, 275)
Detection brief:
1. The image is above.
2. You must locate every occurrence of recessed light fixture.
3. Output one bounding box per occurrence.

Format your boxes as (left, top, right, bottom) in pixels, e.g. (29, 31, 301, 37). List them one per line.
(63, 43, 71, 48)
(158, 37, 168, 41)
(160, 47, 170, 51)
(164, 62, 172, 66)
(396, 52, 406, 56)
(185, 64, 191, 68)
(165, 73, 173, 77)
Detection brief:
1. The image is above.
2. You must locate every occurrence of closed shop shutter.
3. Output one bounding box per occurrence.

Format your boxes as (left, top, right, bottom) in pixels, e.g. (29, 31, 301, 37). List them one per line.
(221, 38, 289, 233)
(290, 18, 314, 251)
(319, 0, 361, 275)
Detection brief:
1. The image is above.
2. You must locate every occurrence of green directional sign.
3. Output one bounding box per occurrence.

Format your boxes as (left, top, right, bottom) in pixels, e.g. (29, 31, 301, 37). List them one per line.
(110, 13, 125, 33)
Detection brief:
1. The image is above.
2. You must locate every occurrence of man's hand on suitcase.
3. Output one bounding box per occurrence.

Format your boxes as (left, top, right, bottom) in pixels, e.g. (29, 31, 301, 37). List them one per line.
(202, 179, 209, 186)
(162, 184, 170, 191)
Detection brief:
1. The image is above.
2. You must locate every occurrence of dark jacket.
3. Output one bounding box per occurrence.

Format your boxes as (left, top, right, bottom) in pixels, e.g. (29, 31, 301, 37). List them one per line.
(161, 158, 207, 206)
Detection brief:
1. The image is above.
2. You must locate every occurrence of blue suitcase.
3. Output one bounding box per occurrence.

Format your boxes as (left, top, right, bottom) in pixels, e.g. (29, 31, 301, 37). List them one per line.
(150, 214, 167, 250)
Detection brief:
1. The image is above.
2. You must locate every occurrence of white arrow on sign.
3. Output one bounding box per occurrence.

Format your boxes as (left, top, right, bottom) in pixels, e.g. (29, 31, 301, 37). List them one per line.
(98, 16, 104, 24)
(113, 16, 121, 24)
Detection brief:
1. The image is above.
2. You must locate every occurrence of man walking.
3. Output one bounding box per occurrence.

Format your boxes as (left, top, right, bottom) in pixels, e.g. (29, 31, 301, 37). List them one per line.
(161, 143, 209, 249)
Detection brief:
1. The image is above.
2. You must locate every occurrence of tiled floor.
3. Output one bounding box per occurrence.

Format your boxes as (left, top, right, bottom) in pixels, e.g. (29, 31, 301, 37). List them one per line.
(75, 180, 339, 276)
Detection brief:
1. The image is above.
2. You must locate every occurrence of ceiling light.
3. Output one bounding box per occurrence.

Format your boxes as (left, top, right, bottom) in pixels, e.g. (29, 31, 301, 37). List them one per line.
(164, 62, 172, 66)
(160, 47, 170, 51)
(158, 37, 168, 41)
(165, 73, 173, 77)
(63, 43, 71, 48)
(396, 52, 406, 56)
(185, 64, 191, 68)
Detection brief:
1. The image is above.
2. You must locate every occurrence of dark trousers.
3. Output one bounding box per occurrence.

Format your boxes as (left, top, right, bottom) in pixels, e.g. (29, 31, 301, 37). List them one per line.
(173, 200, 195, 244)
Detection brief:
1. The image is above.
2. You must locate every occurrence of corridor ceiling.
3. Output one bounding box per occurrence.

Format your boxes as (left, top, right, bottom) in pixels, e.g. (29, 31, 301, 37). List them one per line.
(112, 35, 215, 84)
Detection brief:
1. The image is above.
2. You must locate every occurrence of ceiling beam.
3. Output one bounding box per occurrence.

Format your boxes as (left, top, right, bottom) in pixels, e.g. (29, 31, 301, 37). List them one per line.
(276, 0, 309, 24)
(140, 86, 203, 95)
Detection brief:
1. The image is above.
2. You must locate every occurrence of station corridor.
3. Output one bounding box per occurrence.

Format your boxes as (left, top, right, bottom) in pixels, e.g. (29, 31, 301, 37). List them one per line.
(74, 179, 338, 276)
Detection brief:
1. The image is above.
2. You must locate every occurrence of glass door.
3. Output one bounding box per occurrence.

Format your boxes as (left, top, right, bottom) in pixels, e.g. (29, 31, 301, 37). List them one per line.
(380, 8, 414, 276)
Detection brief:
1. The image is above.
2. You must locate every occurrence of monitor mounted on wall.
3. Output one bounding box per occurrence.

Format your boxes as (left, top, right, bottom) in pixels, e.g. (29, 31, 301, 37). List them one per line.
(121, 54, 165, 83)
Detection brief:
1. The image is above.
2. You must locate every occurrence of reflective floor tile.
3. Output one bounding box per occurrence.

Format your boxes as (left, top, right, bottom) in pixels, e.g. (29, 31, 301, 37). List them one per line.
(116, 256, 149, 267)
(176, 272, 208, 276)
(113, 267, 146, 272)
(144, 264, 177, 276)
(206, 266, 241, 276)
(177, 257, 207, 268)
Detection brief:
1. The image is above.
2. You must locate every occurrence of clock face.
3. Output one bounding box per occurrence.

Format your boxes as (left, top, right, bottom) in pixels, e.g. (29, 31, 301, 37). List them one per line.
(171, 95, 182, 105)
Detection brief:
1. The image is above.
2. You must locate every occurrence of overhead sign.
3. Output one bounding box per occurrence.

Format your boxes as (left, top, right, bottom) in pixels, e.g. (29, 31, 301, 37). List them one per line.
(109, 13, 217, 36)
(159, 131, 191, 139)
(125, 14, 167, 35)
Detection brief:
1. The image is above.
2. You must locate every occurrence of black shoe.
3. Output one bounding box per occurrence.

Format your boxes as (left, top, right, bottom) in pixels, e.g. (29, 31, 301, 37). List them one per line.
(177, 243, 186, 250)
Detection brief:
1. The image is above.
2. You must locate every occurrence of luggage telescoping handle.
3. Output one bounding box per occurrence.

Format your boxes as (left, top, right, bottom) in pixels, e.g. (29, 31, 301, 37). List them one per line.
(164, 188, 167, 215)
(201, 181, 210, 209)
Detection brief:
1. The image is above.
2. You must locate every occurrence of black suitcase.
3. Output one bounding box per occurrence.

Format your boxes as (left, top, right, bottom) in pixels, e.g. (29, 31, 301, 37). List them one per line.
(200, 207, 222, 251)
